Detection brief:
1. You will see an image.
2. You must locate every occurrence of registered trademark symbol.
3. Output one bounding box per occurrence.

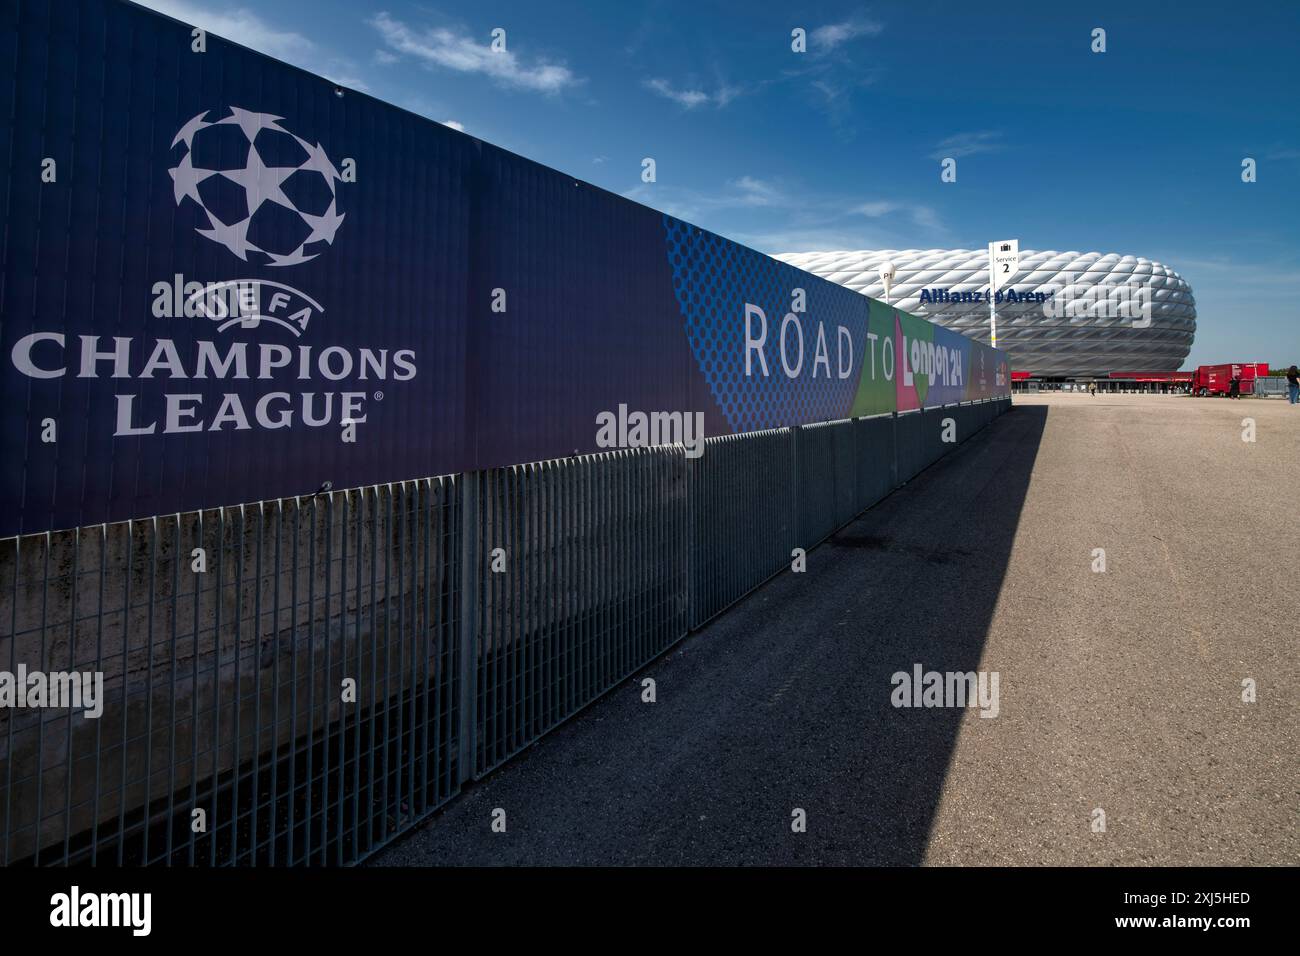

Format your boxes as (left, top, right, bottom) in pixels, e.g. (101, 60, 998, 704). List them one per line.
(373, 390, 384, 401)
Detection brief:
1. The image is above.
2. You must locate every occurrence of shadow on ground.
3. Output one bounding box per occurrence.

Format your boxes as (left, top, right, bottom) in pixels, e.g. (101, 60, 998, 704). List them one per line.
(372, 406, 1049, 865)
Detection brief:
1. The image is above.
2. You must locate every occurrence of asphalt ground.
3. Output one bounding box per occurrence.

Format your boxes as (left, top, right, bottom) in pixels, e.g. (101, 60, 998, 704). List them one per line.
(372, 393, 1299, 866)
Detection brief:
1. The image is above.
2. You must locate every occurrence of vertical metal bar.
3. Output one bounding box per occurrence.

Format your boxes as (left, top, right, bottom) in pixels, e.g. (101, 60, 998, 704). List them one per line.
(360, 487, 374, 854)
(578, 459, 588, 708)
(61, 528, 80, 865)
(607, 453, 615, 689)
(304, 499, 317, 865)
(365, 488, 379, 852)
(560, 462, 571, 719)
(546, 465, 555, 721)
(320, 492, 332, 864)
(397, 482, 411, 838)
(490, 472, 501, 764)
(600, 456, 610, 692)
(187, 513, 202, 865)
(116, 524, 132, 866)
(540, 463, 551, 733)
(604, 453, 615, 688)
(250, 505, 266, 864)
(419, 480, 432, 814)
(250, 509, 266, 868)
(230, 505, 245, 866)
(445, 477, 456, 798)
(493, 476, 504, 764)
(630, 450, 637, 667)
(646, 450, 654, 660)
(511, 467, 522, 753)
(165, 518, 181, 865)
(586, 456, 596, 704)
(380, 487, 393, 840)
(587, 456, 593, 694)
(337, 490, 350, 866)
(2, 537, 16, 867)
(457, 472, 479, 784)
(211, 509, 224, 866)
(268, 502, 283, 867)
(33, 534, 50, 864)
(288, 501, 301, 864)
(632, 452, 640, 669)
(627, 451, 636, 675)
(523, 465, 532, 744)
(89, 527, 107, 866)
(508, 469, 518, 753)
(522, 467, 532, 747)
(390, 484, 404, 842)
(404, 483, 417, 822)
(491, 473, 502, 766)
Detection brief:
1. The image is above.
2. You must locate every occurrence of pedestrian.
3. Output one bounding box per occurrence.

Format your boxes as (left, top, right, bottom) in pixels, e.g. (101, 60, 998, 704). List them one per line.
(1229, 375, 1241, 399)
(1287, 365, 1299, 405)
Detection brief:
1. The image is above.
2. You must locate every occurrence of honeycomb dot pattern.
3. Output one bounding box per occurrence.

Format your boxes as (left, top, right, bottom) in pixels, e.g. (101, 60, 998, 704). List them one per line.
(663, 215, 866, 433)
(777, 249, 1196, 376)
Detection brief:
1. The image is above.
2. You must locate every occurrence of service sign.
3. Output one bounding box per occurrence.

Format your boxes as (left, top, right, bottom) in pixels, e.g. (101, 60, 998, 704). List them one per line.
(989, 240, 1020, 292)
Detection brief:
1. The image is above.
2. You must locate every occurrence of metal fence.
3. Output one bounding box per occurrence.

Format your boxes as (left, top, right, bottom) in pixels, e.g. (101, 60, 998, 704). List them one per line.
(1252, 376, 1288, 398)
(1, 399, 1009, 866)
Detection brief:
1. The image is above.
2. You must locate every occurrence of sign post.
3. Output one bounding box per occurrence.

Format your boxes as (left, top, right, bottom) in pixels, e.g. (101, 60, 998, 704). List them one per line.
(987, 239, 1019, 349)
(879, 261, 896, 307)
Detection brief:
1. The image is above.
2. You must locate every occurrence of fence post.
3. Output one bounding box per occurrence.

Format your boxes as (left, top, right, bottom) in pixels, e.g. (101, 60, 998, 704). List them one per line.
(457, 471, 480, 786)
(790, 425, 802, 551)
(890, 412, 899, 490)
(685, 450, 697, 629)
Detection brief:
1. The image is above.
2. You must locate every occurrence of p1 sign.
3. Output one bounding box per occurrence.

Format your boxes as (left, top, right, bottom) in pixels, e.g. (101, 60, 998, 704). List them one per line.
(878, 261, 897, 302)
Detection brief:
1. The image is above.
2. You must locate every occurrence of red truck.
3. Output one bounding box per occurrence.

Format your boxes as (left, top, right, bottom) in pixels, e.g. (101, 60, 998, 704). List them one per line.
(1191, 363, 1269, 397)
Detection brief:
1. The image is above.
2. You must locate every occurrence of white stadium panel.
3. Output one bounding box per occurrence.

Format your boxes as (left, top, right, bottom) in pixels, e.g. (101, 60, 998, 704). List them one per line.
(776, 249, 1196, 376)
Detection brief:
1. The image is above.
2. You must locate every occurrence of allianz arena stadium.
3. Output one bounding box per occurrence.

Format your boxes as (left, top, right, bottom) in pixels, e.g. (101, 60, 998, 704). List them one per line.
(776, 249, 1197, 377)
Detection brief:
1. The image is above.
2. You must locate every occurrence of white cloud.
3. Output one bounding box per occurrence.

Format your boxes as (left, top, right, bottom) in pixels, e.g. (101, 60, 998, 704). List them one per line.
(441, 120, 465, 132)
(713, 83, 743, 108)
(930, 131, 1003, 160)
(643, 78, 710, 109)
(730, 176, 785, 207)
(133, 0, 366, 89)
(370, 12, 579, 93)
(624, 173, 947, 255)
(734, 226, 897, 255)
(620, 176, 788, 222)
(643, 77, 744, 110)
(374, 49, 399, 65)
(856, 200, 944, 231)
(811, 18, 884, 50)
(910, 206, 943, 230)
(856, 201, 902, 217)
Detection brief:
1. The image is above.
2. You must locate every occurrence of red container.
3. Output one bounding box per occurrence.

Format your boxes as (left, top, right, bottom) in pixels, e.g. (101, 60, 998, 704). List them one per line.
(1192, 363, 1268, 396)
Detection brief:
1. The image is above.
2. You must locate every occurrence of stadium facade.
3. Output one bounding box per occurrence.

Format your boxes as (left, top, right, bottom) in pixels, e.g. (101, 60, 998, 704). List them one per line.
(776, 249, 1196, 377)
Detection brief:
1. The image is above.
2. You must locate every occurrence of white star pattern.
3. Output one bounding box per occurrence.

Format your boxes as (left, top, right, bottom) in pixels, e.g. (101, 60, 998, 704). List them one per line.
(197, 215, 256, 262)
(219, 143, 298, 218)
(168, 107, 346, 266)
(168, 149, 217, 206)
(301, 206, 346, 246)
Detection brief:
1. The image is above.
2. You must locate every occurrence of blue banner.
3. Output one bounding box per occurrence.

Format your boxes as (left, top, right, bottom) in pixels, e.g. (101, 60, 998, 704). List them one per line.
(0, 0, 1007, 537)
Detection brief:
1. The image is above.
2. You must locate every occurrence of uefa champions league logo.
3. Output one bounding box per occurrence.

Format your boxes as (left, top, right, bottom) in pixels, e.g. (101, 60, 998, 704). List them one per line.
(169, 107, 345, 267)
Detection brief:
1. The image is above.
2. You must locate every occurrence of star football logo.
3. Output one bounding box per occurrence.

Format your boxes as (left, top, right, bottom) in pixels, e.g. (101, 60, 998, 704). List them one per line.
(169, 107, 345, 267)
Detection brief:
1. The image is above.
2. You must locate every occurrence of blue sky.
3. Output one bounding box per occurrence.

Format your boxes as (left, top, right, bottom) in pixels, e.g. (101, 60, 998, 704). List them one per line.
(137, 0, 1299, 369)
